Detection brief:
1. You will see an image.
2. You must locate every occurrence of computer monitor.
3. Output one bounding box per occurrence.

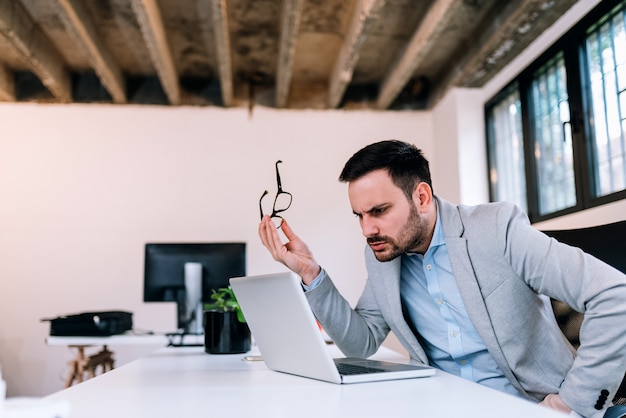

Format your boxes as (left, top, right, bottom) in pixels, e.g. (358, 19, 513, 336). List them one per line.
(143, 243, 246, 334)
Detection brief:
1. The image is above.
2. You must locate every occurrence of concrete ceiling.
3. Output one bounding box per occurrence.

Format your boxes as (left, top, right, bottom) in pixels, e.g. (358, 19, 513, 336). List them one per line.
(0, 0, 579, 110)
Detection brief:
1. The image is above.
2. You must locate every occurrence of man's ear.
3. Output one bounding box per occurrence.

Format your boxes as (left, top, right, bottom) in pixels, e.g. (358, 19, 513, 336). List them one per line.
(413, 182, 433, 212)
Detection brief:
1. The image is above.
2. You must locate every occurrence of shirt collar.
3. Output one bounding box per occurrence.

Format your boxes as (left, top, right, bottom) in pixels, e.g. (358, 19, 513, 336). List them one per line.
(429, 203, 445, 251)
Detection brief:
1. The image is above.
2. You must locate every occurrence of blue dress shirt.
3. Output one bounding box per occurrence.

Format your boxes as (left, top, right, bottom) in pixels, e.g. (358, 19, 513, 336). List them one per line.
(400, 213, 523, 398)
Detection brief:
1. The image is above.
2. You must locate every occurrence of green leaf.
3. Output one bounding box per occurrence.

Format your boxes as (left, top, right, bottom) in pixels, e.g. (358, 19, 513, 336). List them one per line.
(236, 308, 246, 323)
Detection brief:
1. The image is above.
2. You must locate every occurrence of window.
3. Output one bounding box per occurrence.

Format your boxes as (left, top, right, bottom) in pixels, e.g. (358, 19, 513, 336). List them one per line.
(486, 0, 626, 222)
(530, 54, 576, 215)
(486, 86, 526, 211)
(586, 10, 626, 197)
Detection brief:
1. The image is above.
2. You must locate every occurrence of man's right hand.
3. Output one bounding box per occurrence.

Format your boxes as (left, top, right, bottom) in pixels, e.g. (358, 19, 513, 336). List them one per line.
(258, 215, 321, 285)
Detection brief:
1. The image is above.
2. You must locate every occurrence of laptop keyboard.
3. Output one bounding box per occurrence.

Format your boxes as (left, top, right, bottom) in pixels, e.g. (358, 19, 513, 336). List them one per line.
(336, 363, 384, 375)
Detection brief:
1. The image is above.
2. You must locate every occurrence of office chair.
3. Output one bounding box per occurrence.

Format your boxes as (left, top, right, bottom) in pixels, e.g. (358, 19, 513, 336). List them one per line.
(542, 220, 626, 407)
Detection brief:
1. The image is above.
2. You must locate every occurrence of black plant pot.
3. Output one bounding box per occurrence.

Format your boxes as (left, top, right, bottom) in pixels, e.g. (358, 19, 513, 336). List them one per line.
(204, 310, 251, 354)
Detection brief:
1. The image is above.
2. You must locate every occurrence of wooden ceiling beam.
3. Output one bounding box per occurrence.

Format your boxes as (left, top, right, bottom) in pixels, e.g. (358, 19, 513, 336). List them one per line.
(275, 0, 304, 109)
(328, 0, 384, 109)
(131, 0, 180, 105)
(0, 0, 71, 102)
(376, 0, 457, 109)
(0, 62, 15, 101)
(55, 0, 126, 104)
(209, 0, 233, 107)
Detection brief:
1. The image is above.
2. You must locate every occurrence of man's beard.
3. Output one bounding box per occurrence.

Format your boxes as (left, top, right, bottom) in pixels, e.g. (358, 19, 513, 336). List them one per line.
(367, 204, 428, 262)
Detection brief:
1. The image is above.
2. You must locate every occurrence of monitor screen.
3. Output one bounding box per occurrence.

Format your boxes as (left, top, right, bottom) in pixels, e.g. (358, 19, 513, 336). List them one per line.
(143, 243, 246, 332)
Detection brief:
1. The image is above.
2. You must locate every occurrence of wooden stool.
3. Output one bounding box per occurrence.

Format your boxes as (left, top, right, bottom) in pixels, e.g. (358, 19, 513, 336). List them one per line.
(65, 345, 115, 387)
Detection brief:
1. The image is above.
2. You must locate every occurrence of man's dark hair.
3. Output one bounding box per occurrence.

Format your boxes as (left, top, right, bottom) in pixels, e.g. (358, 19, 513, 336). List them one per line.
(339, 140, 433, 199)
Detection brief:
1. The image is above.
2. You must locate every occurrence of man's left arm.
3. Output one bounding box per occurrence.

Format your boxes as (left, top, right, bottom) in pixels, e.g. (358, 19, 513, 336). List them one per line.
(504, 207, 626, 417)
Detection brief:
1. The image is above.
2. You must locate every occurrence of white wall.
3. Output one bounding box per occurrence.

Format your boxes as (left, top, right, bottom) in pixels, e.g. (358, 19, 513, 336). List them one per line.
(0, 103, 432, 396)
(431, 88, 488, 205)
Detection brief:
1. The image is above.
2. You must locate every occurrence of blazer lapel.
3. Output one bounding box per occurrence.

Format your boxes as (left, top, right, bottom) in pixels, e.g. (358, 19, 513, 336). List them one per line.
(446, 237, 505, 356)
(367, 252, 429, 363)
(439, 198, 519, 388)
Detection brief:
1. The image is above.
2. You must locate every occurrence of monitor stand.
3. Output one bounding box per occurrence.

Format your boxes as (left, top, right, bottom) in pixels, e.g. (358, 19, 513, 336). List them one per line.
(173, 262, 204, 336)
(183, 262, 203, 335)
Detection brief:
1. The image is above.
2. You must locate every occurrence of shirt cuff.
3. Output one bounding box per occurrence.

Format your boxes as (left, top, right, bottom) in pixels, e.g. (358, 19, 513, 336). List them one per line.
(301, 268, 325, 291)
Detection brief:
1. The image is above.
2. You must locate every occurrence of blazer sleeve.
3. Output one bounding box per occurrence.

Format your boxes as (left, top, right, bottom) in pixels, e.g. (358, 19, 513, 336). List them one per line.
(498, 204, 626, 418)
(305, 268, 390, 358)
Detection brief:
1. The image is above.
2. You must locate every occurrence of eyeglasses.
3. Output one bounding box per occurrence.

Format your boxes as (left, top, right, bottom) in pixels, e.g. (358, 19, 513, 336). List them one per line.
(259, 160, 293, 228)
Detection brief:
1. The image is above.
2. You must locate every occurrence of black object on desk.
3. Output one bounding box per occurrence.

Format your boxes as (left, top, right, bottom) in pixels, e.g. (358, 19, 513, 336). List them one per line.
(42, 311, 133, 336)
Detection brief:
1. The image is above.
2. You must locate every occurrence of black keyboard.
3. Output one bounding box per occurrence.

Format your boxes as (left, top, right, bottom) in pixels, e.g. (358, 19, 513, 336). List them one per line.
(336, 363, 384, 375)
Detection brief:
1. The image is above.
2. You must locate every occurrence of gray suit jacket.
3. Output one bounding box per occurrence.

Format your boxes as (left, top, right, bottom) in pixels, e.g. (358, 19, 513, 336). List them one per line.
(306, 197, 626, 418)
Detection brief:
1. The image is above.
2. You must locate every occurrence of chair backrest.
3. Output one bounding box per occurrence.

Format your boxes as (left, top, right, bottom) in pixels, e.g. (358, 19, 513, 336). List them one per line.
(542, 220, 626, 274)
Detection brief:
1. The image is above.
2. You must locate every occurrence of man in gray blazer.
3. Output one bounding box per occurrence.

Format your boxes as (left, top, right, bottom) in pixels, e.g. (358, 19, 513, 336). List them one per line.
(258, 140, 626, 418)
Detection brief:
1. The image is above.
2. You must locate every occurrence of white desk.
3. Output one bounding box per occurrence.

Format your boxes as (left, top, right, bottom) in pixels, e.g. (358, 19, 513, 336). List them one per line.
(44, 345, 566, 418)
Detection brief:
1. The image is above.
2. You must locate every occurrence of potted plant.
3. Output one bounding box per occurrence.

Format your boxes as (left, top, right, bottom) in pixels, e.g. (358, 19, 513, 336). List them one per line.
(203, 287, 250, 354)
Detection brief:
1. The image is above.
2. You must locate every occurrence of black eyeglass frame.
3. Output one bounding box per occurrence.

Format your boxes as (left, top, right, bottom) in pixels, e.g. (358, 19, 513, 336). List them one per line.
(259, 160, 293, 226)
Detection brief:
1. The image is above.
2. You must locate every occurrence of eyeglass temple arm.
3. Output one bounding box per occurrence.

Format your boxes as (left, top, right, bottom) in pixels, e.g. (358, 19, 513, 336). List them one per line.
(275, 160, 283, 191)
(259, 190, 269, 220)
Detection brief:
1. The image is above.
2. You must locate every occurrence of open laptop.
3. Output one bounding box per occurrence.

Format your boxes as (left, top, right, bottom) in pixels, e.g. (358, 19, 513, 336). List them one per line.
(229, 272, 435, 384)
